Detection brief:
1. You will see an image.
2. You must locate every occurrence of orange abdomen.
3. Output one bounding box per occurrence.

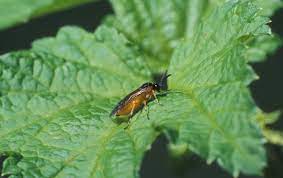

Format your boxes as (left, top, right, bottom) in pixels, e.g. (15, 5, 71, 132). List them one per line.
(116, 94, 146, 116)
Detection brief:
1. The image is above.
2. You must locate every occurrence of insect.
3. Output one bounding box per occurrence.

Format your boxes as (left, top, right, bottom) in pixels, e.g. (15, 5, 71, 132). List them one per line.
(110, 72, 171, 124)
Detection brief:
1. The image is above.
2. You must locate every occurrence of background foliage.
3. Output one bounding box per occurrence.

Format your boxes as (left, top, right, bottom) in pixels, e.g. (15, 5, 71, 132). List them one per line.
(0, 0, 283, 178)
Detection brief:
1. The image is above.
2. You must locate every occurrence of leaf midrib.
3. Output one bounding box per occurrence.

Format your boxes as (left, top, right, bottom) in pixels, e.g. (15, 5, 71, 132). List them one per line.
(49, 125, 120, 178)
(180, 86, 258, 166)
(63, 32, 148, 81)
(0, 98, 96, 138)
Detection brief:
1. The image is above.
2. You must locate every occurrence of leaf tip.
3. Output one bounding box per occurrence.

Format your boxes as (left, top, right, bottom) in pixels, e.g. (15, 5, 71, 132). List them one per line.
(168, 143, 188, 158)
(233, 170, 240, 178)
(206, 157, 214, 165)
(146, 145, 152, 150)
(254, 74, 260, 80)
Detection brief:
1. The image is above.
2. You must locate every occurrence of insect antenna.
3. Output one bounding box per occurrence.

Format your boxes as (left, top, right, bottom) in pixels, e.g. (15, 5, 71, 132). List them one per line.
(158, 70, 171, 90)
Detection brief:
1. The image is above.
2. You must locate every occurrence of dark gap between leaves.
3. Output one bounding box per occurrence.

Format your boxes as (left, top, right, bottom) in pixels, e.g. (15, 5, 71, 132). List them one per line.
(0, 155, 8, 178)
(0, 1, 113, 54)
(140, 135, 261, 178)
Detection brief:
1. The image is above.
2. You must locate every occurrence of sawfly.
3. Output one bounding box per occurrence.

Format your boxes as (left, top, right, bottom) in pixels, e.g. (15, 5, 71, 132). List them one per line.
(110, 72, 171, 126)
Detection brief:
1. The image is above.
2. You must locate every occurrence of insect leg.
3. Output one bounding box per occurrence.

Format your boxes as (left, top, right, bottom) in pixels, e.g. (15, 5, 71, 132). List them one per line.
(143, 101, 150, 120)
(152, 91, 159, 104)
(130, 102, 136, 116)
(124, 103, 137, 129)
(124, 123, 130, 129)
(128, 103, 136, 125)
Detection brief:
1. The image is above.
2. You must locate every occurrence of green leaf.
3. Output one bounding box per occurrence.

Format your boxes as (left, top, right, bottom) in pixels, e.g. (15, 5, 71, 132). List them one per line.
(263, 129, 283, 146)
(0, 0, 96, 30)
(245, 35, 282, 63)
(0, 0, 273, 177)
(168, 1, 269, 176)
(255, 0, 283, 16)
(0, 26, 155, 178)
(105, 0, 226, 72)
(244, 0, 283, 62)
(106, 0, 283, 67)
(2, 156, 22, 176)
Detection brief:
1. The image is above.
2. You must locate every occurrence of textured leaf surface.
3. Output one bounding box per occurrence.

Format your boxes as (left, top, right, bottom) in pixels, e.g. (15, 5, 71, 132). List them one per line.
(255, 0, 283, 16)
(0, 0, 95, 30)
(245, 35, 282, 62)
(0, 0, 276, 178)
(106, 0, 282, 68)
(105, 0, 225, 72)
(168, 1, 269, 176)
(0, 26, 156, 178)
(245, 0, 283, 62)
